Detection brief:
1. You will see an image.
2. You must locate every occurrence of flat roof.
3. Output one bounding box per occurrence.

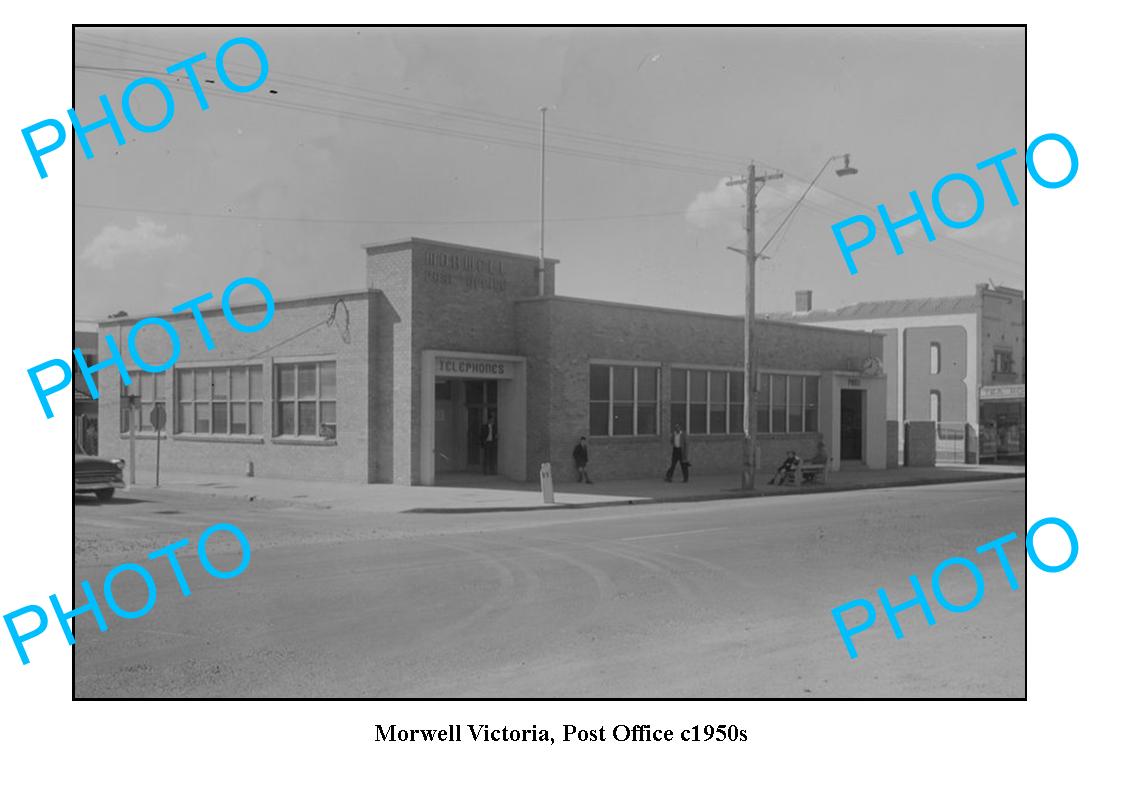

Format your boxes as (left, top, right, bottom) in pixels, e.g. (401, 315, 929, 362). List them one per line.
(97, 282, 881, 342)
(516, 294, 882, 338)
(363, 236, 559, 264)
(765, 294, 980, 323)
(97, 288, 377, 327)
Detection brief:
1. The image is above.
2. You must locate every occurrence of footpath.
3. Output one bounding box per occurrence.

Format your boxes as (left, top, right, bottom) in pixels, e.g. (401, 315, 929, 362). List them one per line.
(123, 463, 1025, 514)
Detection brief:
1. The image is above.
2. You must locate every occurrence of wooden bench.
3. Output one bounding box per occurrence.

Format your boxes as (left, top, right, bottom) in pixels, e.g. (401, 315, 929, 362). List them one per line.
(776, 459, 831, 486)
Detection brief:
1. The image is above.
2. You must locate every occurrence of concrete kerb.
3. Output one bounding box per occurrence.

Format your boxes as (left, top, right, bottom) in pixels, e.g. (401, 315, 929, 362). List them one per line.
(114, 468, 1024, 515)
(405, 469, 1025, 514)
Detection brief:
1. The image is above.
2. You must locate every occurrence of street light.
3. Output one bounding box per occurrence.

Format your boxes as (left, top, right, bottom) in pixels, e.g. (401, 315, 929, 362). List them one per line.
(835, 154, 858, 178)
(729, 153, 859, 491)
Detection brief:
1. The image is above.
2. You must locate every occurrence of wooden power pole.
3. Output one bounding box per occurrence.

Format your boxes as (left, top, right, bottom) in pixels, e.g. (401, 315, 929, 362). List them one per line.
(727, 164, 782, 490)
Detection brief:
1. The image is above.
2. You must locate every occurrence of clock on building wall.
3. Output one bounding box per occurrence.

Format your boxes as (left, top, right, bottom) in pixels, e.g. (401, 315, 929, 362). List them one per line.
(861, 356, 884, 377)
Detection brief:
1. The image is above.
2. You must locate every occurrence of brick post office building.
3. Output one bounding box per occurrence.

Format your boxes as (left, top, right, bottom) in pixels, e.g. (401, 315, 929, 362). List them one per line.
(98, 238, 889, 485)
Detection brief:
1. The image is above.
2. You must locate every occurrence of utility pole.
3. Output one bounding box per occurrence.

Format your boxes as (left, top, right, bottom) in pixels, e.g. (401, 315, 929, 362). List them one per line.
(727, 164, 782, 490)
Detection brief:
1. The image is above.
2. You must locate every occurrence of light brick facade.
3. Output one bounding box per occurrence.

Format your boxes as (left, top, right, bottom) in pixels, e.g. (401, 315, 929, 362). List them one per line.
(98, 238, 889, 485)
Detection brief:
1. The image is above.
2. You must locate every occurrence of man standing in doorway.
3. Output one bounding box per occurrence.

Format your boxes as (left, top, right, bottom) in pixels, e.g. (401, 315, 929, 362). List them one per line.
(480, 413, 499, 475)
(665, 423, 689, 483)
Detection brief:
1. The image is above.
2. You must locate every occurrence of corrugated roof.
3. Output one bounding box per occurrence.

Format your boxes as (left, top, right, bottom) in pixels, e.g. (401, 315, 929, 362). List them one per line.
(767, 294, 978, 322)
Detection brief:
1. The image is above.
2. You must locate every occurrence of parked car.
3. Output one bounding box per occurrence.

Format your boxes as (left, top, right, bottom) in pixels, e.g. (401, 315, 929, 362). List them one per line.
(74, 442, 125, 501)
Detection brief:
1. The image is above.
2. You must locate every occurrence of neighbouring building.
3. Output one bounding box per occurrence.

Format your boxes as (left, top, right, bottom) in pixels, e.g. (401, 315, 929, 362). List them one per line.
(97, 238, 889, 485)
(75, 320, 100, 454)
(769, 283, 1025, 463)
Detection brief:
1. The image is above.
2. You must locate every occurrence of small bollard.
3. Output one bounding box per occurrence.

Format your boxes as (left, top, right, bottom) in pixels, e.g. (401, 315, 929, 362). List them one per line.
(539, 462, 554, 504)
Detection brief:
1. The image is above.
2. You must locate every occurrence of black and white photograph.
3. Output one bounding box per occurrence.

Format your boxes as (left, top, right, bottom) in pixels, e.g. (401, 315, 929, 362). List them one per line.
(69, 25, 1027, 699)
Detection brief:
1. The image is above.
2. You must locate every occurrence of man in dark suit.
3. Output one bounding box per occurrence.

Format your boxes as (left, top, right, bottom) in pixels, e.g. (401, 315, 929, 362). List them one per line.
(572, 436, 593, 483)
(479, 413, 498, 475)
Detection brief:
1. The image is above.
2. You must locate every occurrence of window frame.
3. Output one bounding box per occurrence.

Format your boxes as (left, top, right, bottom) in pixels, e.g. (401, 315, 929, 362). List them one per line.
(588, 360, 661, 438)
(669, 365, 744, 436)
(993, 347, 1015, 375)
(119, 370, 168, 435)
(174, 364, 265, 438)
(755, 371, 821, 434)
(272, 360, 337, 440)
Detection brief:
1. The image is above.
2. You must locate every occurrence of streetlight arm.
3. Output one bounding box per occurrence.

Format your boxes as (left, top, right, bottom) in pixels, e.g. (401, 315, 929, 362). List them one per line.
(757, 154, 848, 258)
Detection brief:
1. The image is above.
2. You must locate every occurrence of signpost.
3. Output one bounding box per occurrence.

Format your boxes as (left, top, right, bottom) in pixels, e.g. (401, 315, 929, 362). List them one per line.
(150, 404, 167, 487)
(128, 395, 137, 486)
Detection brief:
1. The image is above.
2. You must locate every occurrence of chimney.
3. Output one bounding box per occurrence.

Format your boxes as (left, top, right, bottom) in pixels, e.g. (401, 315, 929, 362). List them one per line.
(795, 290, 812, 313)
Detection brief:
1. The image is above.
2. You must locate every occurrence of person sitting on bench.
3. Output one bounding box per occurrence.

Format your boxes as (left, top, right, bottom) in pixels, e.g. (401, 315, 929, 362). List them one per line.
(768, 450, 801, 485)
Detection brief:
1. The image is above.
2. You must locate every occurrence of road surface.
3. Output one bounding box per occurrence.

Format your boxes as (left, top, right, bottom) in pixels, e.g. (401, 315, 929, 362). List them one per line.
(74, 479, 1026, 697)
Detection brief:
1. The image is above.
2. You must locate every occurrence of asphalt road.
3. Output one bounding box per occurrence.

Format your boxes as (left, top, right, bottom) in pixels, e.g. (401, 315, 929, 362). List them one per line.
(74, 479, 1026, 698)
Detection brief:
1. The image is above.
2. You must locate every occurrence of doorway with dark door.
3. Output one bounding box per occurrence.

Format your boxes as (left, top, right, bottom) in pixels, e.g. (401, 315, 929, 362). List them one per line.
(433, 378, 498, 476)
(840, 388, 864, 461)
(465, 379, 498, 472)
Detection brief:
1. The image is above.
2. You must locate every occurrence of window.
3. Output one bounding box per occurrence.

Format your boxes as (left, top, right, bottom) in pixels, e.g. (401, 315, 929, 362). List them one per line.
(756, 373, 820, 433)
(588, 363, 659, 437)
(930, 343, 941, 375)
(75, 352, 98, 393)
(274, 361, 336, 439)
(670, 368, 744, 435)
(994, 348, 1015, 375)
(176, 365, 264, 436)
(120, 371, 167, 433)
(930, 390, 941, 422)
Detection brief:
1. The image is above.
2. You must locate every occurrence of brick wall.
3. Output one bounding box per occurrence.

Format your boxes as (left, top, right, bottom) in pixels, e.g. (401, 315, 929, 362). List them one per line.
(366, 239, 557, 484)
(515, 296, 882, 483)
(366, 244, 414, 484)
(97, 291, 374, 483)
(980, 287, 1025, 385)
(904, 420, 937, 467)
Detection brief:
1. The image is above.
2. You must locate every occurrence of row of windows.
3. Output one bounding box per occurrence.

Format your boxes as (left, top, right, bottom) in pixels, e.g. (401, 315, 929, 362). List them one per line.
(120, 362, 336, 440)
(755, 374, 819, 434)
(120, 361, 817, 442)
(589, 365, 819, 438)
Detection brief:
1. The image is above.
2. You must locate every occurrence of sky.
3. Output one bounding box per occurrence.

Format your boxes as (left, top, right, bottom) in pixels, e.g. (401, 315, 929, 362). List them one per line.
(73, 26, 1026, 320)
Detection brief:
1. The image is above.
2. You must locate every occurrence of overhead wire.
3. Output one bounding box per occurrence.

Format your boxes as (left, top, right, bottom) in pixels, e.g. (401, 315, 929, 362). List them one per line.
(75, 33, 749, 170)
(75, 200, 736, 226)
(73, 32, 1025, 275)
(75, 66, 733, 179)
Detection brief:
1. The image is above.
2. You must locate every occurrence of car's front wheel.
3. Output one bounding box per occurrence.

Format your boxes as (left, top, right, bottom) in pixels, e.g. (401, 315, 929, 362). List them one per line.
(94, 488, 115, 502)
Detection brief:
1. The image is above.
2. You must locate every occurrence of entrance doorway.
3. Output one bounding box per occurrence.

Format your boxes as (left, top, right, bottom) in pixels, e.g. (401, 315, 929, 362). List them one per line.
(433, 378, 498, 475)
(464, 379, 497, 470)
(420, 351, 528, 486)
(840, 389, 864, 461)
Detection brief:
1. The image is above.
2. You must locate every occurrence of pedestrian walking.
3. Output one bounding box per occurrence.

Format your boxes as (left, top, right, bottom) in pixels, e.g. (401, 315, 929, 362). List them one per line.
(479, 413, 498, 475)
(572, 436, 593, 483)
(664, 423, 690, 482)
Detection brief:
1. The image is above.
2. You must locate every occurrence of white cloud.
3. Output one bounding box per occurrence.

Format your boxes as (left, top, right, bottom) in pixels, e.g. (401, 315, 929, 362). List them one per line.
(685, 177, 744, 237)
(79, 217, 188, 271)
(685, 175, 848, 244)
